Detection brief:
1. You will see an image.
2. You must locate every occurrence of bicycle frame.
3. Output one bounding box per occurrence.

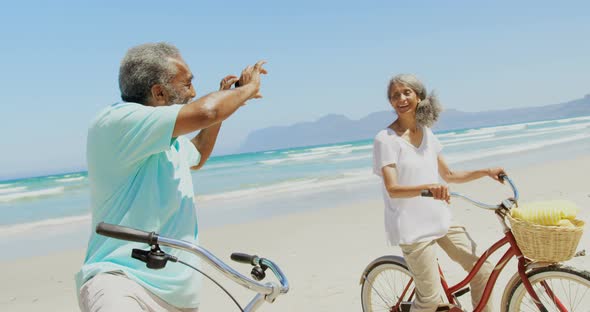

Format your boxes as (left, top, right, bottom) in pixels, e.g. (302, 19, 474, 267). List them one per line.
(396, 176, 567, 312)
(394, 214, 558, 312)
(440, 221, 528, 311)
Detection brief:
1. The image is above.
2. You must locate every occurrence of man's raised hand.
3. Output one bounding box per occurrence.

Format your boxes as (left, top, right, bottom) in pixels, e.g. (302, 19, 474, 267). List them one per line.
(219, 75, 239, 91)
(238, 60, 268, 99)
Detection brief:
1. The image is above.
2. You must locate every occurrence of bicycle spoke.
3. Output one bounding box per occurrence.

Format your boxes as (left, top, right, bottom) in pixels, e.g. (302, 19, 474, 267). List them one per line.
(369, 279, 392, 307)
(574, 284, 589, 311)
(560, 280, 572, 306)
(521, 295, 537, 311)
(384, 269, 395, 298)
(572, 278, 587, 312)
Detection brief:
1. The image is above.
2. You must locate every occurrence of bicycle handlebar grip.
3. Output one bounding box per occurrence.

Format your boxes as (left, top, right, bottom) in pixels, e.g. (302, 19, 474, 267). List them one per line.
(499, 173, 507, 182)
(231, 252, 257, 265)
(96, 222, 158, 245)
(420, 190, 433, 197)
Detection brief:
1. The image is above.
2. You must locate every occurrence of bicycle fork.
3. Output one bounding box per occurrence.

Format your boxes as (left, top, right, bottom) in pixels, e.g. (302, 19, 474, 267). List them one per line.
(517, 257, 568, 312)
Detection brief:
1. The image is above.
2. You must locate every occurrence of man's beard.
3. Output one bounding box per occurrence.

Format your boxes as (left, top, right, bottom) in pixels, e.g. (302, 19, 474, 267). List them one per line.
(165, 85, 192, 105)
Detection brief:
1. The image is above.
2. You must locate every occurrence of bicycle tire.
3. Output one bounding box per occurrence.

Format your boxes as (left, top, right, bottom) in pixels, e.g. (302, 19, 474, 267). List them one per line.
(502, 265, 590, 312)
(361, 258, 414, 312)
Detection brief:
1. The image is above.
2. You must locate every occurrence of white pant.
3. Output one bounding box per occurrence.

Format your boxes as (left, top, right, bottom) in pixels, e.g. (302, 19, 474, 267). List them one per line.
(78, 271, 199, 312)
(400, 226, 494, 312)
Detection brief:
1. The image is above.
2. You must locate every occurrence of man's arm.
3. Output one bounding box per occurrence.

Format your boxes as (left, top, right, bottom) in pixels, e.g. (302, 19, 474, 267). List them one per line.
(172, 60, 267, 138)
(189, 75, 238, 170)
(190, 122, 222, 170)
(173, 85, 254, 138)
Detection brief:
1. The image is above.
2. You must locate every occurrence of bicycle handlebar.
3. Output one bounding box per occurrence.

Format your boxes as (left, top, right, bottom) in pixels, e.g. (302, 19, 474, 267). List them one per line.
(95, 223, 289, 300)
(96, 222, 159, 245)
(229, 252, 289, 295)
(421, 174, 519, 210)
(231, 252, 258, 265)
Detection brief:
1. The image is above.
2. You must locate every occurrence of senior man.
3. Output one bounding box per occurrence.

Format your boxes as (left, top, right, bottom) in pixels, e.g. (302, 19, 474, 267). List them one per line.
(76, 42, 267, 311)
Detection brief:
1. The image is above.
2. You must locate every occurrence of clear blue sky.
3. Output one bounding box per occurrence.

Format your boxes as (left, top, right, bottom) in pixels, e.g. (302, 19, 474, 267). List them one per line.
(1, 0, 589, 179)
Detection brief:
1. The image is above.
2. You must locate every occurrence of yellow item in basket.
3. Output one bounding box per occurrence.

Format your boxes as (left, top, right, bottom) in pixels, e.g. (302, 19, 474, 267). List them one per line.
(558, 219, 576, 228)
(511, 200, 580, 226)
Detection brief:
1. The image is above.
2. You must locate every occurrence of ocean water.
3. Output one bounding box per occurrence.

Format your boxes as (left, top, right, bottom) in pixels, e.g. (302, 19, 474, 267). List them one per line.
(1, 115, 590, 238)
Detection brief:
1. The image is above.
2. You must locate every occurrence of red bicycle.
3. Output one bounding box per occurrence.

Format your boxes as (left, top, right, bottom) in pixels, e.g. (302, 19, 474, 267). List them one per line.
(360, 175, 589, 312)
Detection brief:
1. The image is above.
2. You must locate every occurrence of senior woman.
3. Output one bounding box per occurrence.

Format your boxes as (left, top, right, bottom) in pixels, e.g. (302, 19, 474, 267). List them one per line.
(372, 74, 505, 312)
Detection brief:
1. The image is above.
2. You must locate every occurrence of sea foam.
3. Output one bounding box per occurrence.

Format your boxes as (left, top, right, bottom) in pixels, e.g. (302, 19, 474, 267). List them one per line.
(0, 186, 65, 203)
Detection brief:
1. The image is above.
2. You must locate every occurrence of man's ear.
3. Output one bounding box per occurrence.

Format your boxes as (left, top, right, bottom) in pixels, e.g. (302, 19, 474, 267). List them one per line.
(150, 84, 167, 106)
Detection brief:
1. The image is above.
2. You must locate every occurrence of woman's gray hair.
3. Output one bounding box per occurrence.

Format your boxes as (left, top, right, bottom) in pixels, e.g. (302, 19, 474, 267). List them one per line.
(119, 42, 182, 104)
(387, 74, 443, 128)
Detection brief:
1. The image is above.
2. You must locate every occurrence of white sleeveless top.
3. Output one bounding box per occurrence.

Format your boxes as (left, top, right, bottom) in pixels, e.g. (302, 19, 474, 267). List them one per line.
(372, 127, 451, 245)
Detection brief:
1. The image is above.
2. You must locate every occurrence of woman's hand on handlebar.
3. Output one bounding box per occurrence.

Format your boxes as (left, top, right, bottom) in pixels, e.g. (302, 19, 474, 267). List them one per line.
(426, 184, 451, 204)
(487, 167, 507, 184)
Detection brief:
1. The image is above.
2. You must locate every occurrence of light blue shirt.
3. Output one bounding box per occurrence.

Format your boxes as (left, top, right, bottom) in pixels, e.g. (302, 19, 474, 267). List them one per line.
(76, 102, 202, 308)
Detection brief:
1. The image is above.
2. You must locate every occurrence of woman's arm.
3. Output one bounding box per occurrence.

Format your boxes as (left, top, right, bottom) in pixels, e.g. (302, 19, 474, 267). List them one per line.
(382, 164, 450, 202)
(437, 154, 505, 184)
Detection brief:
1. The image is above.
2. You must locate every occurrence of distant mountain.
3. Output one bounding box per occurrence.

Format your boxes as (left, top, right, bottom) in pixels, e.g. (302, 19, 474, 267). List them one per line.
(238, 94, 590, 153)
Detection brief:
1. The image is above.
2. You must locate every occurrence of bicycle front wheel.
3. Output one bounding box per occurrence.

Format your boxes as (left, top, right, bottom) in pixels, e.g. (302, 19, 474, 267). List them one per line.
(361, 258, 414, 312)
(504, 266, 590, 312)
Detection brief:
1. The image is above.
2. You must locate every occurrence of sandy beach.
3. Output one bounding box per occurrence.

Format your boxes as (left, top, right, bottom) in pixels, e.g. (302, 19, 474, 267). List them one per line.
(1, 155, 589, 311)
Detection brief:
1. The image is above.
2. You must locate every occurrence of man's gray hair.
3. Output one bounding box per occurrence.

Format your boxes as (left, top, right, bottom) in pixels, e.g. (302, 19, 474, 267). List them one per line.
(119, 42, 182, 104)
(387, 74, 443, 128)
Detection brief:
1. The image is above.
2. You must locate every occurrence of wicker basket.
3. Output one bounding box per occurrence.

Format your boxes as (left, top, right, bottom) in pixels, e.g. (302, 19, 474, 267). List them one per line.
(507, 213, 585, 262)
